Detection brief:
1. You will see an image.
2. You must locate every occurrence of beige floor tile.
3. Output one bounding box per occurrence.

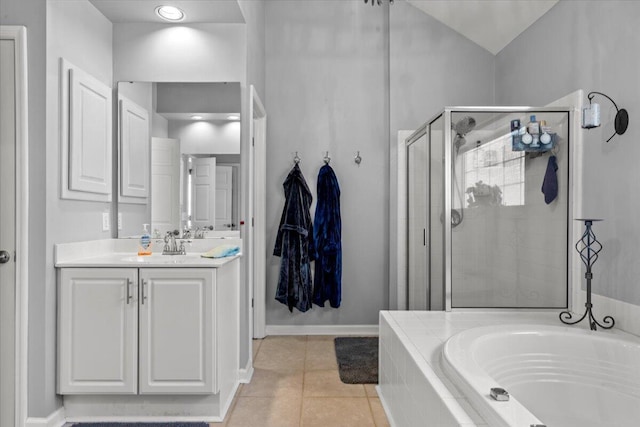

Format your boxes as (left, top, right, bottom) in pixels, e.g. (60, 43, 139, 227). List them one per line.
(368, 397, 390, 427)
(226, 396, 302, 427)
(306, 335, 336, 342)
(364, 384, 378, 397)
(305, 338, 338, 370)
(252, 338, 263, 359)
(240, 367, 304, 398)
(254, 336, 307, 371)
(303, 369, 366, 397)
(301, 397, 375, 427)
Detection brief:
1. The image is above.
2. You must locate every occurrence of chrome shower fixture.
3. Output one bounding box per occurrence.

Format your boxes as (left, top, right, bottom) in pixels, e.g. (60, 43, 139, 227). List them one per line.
(364, 0, 394, 6)
(452, 116, 477, 153)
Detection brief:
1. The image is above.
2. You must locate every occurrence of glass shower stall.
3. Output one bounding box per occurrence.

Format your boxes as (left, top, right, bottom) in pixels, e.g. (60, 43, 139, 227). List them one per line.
(406, 107, 571, 310)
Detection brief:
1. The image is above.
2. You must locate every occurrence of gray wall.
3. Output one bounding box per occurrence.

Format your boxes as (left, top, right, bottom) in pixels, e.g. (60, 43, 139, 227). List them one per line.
(495, 0, 640, 307)
(265, 1, 390, 326)
(0, 0, 52, 418)
(388, 0, 495, 308)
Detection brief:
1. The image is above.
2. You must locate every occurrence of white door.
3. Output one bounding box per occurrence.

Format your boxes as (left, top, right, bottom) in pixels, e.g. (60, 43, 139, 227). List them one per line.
(215, 165, 233, 229)
(57, 268, 138, 394)
(151, 137, 181, 235)
(191, 157, 216, 230)
(0, 37, 16, 426)
(138, 268, 216, 394)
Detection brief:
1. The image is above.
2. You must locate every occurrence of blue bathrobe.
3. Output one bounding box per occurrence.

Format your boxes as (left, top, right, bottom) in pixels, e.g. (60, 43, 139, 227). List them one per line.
(313, 164, 342, 308)
(274, 164, 315, 312)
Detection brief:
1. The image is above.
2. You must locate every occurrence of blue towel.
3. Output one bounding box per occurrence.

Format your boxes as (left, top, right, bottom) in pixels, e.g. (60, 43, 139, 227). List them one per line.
(542, 155, 558, 204)
(201, 245, 240, 258)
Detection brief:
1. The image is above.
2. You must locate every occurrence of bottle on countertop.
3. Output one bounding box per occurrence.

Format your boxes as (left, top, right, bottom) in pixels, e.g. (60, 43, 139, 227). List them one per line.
(138, 223, 152, 256)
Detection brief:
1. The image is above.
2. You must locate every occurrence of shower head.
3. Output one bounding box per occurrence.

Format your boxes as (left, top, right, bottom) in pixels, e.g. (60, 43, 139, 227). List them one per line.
(453, 116, 476, 136)
(452, 116, 476, 154)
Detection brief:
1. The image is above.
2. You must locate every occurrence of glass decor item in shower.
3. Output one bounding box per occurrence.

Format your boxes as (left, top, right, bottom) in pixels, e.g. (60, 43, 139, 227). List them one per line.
(560, 219, 615, 331)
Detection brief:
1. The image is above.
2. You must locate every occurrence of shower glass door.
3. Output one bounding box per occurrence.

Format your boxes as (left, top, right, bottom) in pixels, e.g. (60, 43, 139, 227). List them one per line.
(407, 132, 429, 310)
(449, 110, 569, 308)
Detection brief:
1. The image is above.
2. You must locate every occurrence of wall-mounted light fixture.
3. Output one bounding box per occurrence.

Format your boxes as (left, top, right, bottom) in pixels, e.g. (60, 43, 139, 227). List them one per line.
(582, 91, 629, 142)
(155, 5, 185, 22)
(227, 114, 240, 121)
(190, 115, 203, 120)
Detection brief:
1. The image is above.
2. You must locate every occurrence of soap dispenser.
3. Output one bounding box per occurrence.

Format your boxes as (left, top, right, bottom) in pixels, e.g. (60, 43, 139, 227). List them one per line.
(138, 223, 152, 256)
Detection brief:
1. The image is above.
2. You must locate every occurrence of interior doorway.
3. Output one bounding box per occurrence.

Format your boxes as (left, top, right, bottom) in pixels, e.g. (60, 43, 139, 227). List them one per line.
(0, 25, 28, 427)
(250, 86, 267, 339)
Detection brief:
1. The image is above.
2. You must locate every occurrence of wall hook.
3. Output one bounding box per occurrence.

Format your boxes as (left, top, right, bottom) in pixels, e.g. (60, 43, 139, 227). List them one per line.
(323, 151, 331, 164)
(293, 152, 301, 164)
(354, 151, 362, 165)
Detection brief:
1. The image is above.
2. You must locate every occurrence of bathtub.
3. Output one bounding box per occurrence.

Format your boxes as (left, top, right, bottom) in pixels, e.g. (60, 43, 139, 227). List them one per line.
(442, 324, 640, 427)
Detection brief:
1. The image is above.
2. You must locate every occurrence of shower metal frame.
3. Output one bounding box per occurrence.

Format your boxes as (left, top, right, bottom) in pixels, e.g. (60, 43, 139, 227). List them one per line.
(406, 106, 573, 311)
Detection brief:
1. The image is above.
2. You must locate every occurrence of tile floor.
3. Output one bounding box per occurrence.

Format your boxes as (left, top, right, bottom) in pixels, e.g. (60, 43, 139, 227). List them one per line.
(217, 336, 389, 427)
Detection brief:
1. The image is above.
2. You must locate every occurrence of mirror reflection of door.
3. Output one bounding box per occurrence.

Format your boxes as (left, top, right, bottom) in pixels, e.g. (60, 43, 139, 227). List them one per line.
(191, 157, 216, 230)
(215, 166, 233, 229)
(151, 137, 181, 235)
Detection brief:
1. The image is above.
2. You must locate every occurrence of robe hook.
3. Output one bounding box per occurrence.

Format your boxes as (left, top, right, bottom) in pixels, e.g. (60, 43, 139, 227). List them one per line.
(294, 152, 301, 164)
(354, 151, 362, 165)
(323, 151, 331, 164)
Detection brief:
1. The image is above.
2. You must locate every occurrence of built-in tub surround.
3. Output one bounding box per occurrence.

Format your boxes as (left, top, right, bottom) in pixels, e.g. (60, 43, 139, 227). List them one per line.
(54, 239, 242, 423)
(378, 311, 637, 427)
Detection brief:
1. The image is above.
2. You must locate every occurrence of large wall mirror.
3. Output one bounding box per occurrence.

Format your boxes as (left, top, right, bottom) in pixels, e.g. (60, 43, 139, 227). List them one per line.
(116, 81, 241, 239)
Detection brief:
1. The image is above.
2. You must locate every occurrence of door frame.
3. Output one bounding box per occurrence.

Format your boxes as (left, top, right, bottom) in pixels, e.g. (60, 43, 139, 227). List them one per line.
(0, 25, 29, 427)
(249, 86, 266, 339)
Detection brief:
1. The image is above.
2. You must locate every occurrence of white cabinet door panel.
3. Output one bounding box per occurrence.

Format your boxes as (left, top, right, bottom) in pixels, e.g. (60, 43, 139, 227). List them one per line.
(68, 66, 112, 195)
(119, 96, 149, 201)
(139, 268, 216, 394)
(58, 268, 138, 394)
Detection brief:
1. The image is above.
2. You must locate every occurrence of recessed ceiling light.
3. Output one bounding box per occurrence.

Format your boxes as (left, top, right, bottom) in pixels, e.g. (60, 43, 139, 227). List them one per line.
(155, 5, 185, 22)
(190, 115, 203, 120)
(227, 114, 240, 121)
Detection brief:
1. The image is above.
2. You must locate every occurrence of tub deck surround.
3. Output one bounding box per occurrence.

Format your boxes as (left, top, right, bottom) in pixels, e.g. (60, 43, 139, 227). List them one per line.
(443, 324, 640, 427)
(54, 238, 242, 267)
(378, 311, 636, 427)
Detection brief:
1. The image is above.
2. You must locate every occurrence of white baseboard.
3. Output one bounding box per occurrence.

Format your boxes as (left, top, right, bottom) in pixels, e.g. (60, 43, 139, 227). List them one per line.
(65, 415, 223, 423)
(239, 359, 254, 383)
(24, 407, 65, 427)
(265, 324, 379, 336)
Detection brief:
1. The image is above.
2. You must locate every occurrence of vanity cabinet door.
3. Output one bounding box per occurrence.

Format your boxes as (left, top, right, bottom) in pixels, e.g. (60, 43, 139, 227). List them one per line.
(57, 268, 138, 394)
(138, 268, 216, 394)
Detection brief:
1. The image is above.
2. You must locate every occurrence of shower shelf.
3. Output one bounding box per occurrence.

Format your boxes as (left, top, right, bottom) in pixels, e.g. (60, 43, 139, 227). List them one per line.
(512, 133, 558, 152)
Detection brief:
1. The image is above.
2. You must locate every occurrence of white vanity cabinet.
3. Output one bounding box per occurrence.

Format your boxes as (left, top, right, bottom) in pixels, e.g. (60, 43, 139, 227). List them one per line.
(57, 268, 138, 394)
(58, 266, 234, 396)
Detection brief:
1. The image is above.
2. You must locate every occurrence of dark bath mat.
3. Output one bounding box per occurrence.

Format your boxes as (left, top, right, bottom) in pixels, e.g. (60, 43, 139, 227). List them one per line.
(334, 336, 378, 384)
(71, 423, 209, 427)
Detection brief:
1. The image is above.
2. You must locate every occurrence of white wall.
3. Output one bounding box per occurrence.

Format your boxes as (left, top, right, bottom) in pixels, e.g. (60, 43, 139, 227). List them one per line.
(113, 23, 245, 83)
(389, 0, 495, 308)
(265, 0, 389, 327)
(169, 120, 241, 155)
(495, 1, 640, 326)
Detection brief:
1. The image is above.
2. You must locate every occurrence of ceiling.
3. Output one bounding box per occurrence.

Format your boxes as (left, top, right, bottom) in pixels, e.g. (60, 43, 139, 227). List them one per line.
(406, 0, 559, 55)
(89, 0, 245, 24)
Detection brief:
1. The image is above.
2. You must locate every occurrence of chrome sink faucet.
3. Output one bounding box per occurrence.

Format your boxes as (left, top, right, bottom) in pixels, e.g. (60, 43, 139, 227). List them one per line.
(162, 230, 186, 255)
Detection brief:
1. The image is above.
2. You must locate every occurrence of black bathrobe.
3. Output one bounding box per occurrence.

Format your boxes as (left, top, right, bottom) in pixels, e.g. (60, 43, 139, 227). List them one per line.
(274, 164, 315, 312)
(313, 164, 342, 308)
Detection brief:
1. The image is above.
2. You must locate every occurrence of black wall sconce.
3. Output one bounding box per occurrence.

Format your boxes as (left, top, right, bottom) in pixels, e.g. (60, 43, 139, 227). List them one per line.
(582, 91, 629, 142)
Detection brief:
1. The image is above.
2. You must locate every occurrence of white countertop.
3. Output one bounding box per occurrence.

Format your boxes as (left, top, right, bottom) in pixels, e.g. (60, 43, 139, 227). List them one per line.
(55, 252, 240, 268)
(54, 238, 242, 268)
